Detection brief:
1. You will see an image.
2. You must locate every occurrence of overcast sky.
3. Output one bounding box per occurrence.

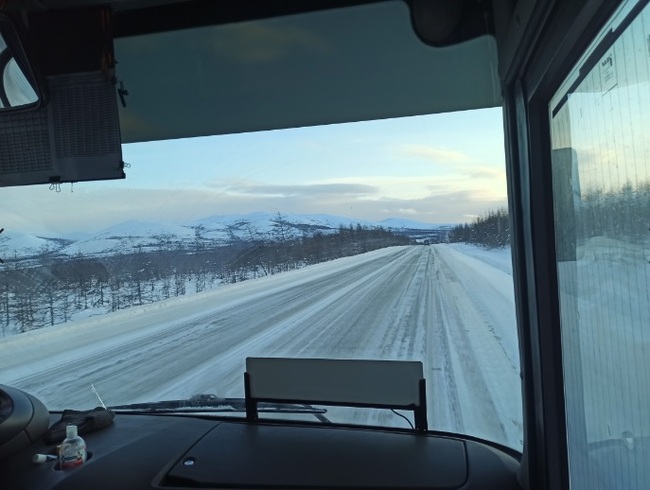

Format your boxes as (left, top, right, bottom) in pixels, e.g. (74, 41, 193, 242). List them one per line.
(2, 107, 507, 236)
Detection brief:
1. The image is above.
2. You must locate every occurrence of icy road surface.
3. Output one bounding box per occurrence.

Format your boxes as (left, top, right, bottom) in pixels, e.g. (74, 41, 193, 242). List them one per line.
(0, 244, 521, 449)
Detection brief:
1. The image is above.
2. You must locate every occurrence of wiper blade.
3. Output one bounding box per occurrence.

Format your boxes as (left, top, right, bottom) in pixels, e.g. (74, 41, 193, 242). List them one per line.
(108, 394, 329, 419)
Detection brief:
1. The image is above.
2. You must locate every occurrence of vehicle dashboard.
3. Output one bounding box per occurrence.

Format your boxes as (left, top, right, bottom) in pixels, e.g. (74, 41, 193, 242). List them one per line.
(2, 410, 521, 489)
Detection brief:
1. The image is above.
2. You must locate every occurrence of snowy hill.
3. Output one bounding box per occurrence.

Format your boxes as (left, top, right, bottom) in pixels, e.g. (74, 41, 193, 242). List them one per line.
(191, 212, 447, 245)
(61, 220, 197, 257)
(3, 213, 449, 260)
(193, 212, 377, 237)
(0, 230, 71, 260)
(379, 218, 453, 230)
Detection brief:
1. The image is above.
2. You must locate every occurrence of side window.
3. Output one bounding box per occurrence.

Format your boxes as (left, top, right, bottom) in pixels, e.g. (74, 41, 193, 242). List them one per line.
(549, 1, 650, 488)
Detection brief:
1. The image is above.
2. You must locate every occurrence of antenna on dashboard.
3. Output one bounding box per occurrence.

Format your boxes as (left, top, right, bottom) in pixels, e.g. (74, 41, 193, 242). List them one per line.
(90, 383, 107, 409)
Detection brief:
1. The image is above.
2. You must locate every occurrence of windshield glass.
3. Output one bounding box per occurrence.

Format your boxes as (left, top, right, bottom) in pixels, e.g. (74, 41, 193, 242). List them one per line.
(0, 108, 522, 450)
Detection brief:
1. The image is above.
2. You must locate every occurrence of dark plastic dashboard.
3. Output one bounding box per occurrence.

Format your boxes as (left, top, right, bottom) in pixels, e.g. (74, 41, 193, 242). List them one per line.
(1, 411, 522, 489)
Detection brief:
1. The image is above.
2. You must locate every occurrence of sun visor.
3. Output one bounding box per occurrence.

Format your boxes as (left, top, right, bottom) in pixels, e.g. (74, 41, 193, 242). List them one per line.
(114, 1, 501, 144)
(0, 8, 124, 187)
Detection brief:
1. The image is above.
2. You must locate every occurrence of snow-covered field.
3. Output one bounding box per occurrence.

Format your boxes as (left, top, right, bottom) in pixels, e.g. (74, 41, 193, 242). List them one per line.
(563, 237, 650, 445)
(0, 244, 522, 449)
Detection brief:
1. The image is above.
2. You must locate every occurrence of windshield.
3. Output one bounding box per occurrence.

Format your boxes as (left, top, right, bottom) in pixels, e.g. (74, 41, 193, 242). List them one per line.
(0, 107, 522, 450)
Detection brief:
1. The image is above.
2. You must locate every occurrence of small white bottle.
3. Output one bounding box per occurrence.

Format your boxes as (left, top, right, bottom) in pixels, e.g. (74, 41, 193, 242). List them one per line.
(59, 424, 87, 468)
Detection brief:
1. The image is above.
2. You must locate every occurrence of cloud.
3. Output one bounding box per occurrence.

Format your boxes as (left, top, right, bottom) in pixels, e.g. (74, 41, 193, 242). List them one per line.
(299, 174, 508, 211)
(2, 175, 508, 237)
(222, 182, 378, 197)
(468, 168, 506, 180)
(333, 188, 508, 224)
(394, 146, 507, 190)
(397, 144, 471, 164)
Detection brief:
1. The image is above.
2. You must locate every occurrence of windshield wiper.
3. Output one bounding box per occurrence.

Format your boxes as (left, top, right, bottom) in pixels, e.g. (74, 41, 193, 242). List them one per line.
(108, 394, 330, 423)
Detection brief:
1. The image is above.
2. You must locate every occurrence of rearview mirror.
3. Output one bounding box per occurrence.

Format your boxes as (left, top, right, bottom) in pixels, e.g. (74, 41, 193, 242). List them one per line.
(0, 15, 40, 111)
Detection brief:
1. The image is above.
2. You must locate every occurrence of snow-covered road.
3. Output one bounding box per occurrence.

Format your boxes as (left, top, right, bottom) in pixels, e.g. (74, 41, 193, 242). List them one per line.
(0, 244, 521, 449)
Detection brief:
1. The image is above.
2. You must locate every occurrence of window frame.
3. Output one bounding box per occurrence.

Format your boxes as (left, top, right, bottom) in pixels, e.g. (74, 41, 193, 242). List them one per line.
(502, 0, 631, 488)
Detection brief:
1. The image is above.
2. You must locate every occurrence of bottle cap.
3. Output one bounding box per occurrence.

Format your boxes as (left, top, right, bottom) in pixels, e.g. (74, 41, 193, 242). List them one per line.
(65, 425, 78, 438)
(32, 454, 47, 464)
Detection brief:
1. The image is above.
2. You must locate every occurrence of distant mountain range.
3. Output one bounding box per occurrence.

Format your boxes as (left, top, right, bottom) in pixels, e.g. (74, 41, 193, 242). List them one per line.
(0, 212, 453, 260)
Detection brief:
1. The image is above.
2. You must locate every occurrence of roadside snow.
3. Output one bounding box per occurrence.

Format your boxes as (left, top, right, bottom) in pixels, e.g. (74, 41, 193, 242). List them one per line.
(447, 243, 513, 275)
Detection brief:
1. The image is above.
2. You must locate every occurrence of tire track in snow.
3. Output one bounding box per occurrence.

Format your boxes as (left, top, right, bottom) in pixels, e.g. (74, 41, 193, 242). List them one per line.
(426, 246, 464, 434)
